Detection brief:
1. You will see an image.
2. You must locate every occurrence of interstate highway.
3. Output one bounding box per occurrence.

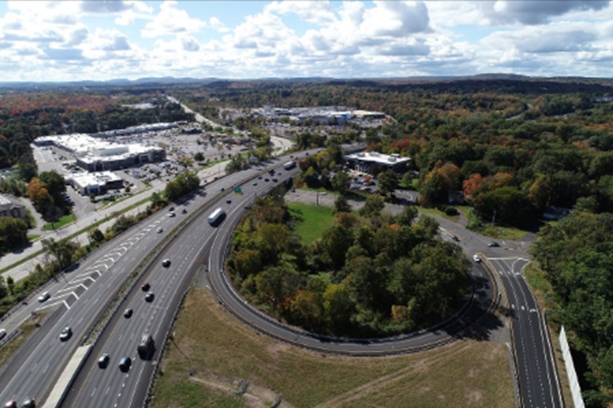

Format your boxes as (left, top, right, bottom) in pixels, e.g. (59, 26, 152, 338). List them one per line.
(0, 161, 280, 406)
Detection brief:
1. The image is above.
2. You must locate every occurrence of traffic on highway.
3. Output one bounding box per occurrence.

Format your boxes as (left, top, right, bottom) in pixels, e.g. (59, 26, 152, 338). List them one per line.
(0, 149, 561, 408)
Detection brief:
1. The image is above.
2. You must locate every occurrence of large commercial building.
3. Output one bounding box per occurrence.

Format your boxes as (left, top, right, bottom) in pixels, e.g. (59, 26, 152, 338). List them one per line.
(66, 171, 124, 196)
(344, 151, 411, 173)
(0, 194, 26, 219)
(34, 134, 165, 171)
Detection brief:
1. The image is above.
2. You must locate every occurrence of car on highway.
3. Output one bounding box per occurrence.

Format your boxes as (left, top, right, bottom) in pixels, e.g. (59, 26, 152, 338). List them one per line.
(157, 227, 163, 233)
(181, 208, 187, 214)
(226, 199, 231, 204)
(473, 254, 481, 262)
(168, 212, 176, 217)
(162, 259, 171, 267)
(258, 176, 262, 180)
(37, 292, 50, 303)
(252, 182, 257, 186)
(264, 178, 269, 182)
(141, 283, 151, 291)
(488, 242, 499, 247)
(0, 329, 6, 340)
(3, 400, 16, 408)
(168, 206, 174, 212)
(145, 292, 155, 302)
(59, 327, 72, 341)
(118, 356, 131, 372)
(98, 354, 110, 368)
(21, 400, 35, 408)
(123, 308, 133, 318)
(220, 187, 225, 192)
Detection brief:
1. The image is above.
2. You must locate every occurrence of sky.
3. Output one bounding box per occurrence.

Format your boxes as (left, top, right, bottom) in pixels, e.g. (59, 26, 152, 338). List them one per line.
(1, 0, 612, 82)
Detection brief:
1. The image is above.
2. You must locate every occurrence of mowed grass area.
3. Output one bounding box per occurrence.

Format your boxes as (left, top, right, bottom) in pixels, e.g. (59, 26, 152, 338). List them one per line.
(417, 206, 461, 222)
(287, 202, 335, 244)
(42, 213, 76, 231)
(150, 288, 515, 408)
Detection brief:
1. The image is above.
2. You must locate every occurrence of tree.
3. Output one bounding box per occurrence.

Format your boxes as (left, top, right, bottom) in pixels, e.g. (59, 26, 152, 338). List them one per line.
(378, 170, 399, 195)
(17, 153, 38, 182)
(39, 170, 66, 201)
(0, 217, 28, 250)
(88, 228, 104, 244)
(323, 283, 354, 334)
(334, 195, 351, 213)
(359, 195, 385, 217)
(396, 206, 418, 227)
(178, 156, 194, 168)
(331, 171, 349, 195)
(194, 152, 205, 161)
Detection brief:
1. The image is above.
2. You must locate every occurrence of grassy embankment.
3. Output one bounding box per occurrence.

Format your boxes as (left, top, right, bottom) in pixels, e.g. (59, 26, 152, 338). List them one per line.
(41, 213, 76, 231)
(150, 289, 514, 408)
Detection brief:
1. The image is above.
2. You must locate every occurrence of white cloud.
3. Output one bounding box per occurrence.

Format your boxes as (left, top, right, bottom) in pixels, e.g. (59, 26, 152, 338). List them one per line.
(266, 0, 336, 25)
(141, 1, 205, 38)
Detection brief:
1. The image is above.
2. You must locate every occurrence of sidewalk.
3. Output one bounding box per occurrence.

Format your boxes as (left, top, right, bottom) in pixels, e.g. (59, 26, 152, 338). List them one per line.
(0, 162, 229, 282)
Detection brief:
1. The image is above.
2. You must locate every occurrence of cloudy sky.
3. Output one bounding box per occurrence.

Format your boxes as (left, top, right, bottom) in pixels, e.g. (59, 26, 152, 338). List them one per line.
(1, 0, 612, 82)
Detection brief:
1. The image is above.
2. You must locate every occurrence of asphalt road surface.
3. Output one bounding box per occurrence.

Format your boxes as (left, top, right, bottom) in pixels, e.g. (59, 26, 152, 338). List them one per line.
(488, 256, 562, 408)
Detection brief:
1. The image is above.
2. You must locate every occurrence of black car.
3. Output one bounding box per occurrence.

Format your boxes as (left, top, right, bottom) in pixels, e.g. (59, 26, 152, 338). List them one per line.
(226, 199, 232, 204)
(145, 292, 155, 302)
(141, 282, 150, 291)
(21, 399, 35, 408)
(123, 308, 133, 318)
(162, 259, 171, 267)
(98, 354, 110, 368)
(119, 356, 132, 372)
(181, 208, 187, 214)
(488, 242, 499, 247)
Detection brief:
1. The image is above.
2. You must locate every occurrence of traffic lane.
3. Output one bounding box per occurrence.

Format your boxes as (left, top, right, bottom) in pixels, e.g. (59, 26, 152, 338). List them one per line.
(66, 209, 221, 408)
(207, 197, 498, 355)
(0, 208, 176, 402)
(490, 257, 557, 408)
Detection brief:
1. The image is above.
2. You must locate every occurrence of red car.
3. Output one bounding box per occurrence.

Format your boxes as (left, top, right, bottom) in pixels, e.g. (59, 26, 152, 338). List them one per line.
(4, 401, 17, 408)
(141, 283, 150, 292)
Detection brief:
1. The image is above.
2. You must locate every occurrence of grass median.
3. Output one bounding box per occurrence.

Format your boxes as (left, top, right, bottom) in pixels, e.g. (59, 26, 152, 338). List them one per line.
(150, 287, 514, 408)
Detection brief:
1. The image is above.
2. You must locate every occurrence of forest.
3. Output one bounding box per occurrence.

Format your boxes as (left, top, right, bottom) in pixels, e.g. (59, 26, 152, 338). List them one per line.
(227, 190, 470, 338)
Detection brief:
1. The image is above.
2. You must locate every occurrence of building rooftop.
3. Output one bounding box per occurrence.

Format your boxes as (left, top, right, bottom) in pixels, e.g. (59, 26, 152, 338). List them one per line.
(345, 151, 410, 166)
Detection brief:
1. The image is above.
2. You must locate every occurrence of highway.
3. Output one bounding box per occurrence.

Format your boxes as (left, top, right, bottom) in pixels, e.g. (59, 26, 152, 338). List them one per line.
(488, 256, 562, 408)
(0, 162, 271, 406)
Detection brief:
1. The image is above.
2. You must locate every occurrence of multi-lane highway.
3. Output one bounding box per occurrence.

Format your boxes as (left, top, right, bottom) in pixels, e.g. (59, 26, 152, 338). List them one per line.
(0, 161, 277, 406)
(488, 256, 562, 408)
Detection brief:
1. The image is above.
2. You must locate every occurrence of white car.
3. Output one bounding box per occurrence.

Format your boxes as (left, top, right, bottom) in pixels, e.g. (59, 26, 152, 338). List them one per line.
(38, 292, 51, 302)
(473, 254, 481, 262)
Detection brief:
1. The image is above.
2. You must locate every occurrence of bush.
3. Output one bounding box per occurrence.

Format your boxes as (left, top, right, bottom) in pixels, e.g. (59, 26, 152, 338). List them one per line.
(444, 206, 459, 216)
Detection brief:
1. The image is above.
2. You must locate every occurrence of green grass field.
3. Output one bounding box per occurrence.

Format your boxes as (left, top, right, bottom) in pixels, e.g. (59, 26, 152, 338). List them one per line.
(287, 202, 335, 244)
(150, 288, 514, 408)
(42, 213, 76, 231)
(418, 206, 461, 222)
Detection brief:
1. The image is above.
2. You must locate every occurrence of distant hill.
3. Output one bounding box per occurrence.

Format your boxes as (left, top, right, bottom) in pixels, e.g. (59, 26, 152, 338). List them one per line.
(0, 74, 611, 92)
